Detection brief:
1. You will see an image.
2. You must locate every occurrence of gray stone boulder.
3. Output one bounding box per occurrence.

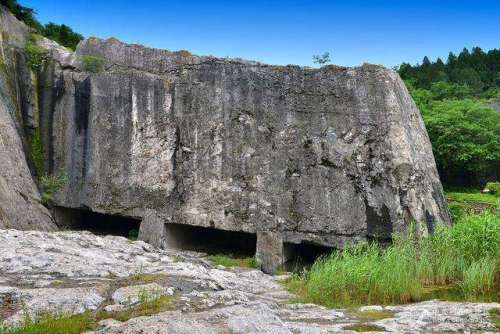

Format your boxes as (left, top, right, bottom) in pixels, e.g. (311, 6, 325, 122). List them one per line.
(44, 37, 450, 271)
(0, 7, 56, 231)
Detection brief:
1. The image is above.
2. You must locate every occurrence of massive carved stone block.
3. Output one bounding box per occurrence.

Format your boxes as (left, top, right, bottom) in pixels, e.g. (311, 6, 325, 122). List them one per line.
(0, 3, 451, 270)
(37, 37, 450, 271)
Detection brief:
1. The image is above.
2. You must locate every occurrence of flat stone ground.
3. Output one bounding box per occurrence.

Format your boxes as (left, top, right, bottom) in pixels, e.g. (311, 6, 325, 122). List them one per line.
(0, 229, 498, 333)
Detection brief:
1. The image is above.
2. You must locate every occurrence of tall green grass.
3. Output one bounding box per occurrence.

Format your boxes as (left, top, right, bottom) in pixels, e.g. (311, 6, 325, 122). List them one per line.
(286, 211, 499, 307)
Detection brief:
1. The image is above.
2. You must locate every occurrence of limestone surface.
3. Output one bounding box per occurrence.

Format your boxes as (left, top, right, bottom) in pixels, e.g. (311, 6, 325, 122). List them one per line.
(0, 229, 497, 333)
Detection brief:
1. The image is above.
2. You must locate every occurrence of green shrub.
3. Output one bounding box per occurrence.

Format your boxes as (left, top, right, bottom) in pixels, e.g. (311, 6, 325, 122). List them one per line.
(40, 172, 67, 205)
(81, 55, 105, 73)
(285, 212, 500, 307)
(485, 182, 500, 196)
(42, 23, 83, 50)
(25, 36, 46, 71)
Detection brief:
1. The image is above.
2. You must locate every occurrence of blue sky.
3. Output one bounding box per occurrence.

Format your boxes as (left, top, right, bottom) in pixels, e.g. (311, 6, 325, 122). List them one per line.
(23, 0, 499, 67)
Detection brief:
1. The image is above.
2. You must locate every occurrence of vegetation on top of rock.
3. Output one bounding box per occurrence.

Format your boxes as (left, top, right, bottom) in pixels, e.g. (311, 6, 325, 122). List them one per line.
(24, 35, 46, 71)
(313, 52, 331, 65)
(0, 292, 175, 334)
(0, 311, 96, 334)
(285, 211, 499, 307)
(1, 0, 83, 50)
(81, 55, 105, 73)
(41, 23, 83, 50)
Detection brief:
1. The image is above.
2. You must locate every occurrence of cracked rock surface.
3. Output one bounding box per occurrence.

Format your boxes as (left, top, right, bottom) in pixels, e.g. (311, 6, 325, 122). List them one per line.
(0, 229, 498, 333)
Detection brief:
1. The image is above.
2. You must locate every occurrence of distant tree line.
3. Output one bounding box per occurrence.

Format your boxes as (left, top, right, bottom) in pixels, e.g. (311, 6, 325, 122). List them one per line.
(398, 48, 499, 188)
(1, 0, 83, 49)
(399, 47, 500, 96)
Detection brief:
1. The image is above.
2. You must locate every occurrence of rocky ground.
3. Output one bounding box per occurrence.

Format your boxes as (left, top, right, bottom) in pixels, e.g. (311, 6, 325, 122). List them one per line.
(0, 229, 498, 333)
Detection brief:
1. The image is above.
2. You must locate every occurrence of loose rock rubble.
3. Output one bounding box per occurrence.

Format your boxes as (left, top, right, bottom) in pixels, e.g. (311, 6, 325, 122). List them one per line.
(0, 229, 498, 333)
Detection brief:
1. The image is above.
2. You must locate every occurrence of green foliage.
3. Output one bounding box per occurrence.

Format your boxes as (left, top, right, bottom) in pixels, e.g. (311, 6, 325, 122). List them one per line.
(1, 0, 83, 49)
(490, 308, 500, 329)
(82, 55, 105, 73)
(461, 257, 497, 299)
(0, 311, 97, 334)
(446, 188, 499, 221)
(285, 212, 500, 307)
(208, 254, 259, 268)
(313, 52, 331, 65)
(28, 128, 44, 177)
(40, 172, 67, 205)
(0, 291, 175, 333)
(25, 36, 46, 71)
(398, 47, 499, 94)
(485, 182, 500, 196)
(41, 23, 83, 50)
(406, 80, 500, 186)
(129, 273, 167, 284)
(400, 47, 500, 187)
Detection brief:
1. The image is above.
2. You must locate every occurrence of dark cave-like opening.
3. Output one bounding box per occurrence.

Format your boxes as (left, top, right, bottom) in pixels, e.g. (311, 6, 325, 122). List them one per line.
(163, 223, 257, 257)
(54, 206, 141, 238)
(283, 241, 333, 271)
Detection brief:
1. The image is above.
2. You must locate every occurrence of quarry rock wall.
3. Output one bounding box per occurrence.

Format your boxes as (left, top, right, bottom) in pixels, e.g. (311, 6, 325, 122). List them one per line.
(0, 6, 450, 271)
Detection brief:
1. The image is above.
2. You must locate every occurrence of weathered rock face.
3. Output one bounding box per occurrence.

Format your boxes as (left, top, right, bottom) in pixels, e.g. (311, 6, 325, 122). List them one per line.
(0, 6, 450, 270)
(0, 8, 56, 231)
(45, 38, 450, 269)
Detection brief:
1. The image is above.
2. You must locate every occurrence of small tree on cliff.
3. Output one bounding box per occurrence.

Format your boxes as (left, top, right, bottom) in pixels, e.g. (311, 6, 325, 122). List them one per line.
(313, 52, 331, 66)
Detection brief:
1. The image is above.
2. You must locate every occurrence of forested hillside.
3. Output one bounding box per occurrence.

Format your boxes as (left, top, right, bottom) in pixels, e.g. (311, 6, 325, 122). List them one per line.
(398, 48, 499, 187)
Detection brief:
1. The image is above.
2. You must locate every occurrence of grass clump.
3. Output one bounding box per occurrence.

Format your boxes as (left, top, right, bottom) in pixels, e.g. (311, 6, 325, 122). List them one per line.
(0, 311, 97, 334)
(98, 290, 175, 322)
(81, 55, 105, 73)
(208, 255, 259, 268)
(489, 308, 500, 329)
(353, 309, 394, 321)
(0, 291, 175, 333)
(285, 211, 499, 308)
(129, 272, 167, 284)
(342, 323, 385, 332)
